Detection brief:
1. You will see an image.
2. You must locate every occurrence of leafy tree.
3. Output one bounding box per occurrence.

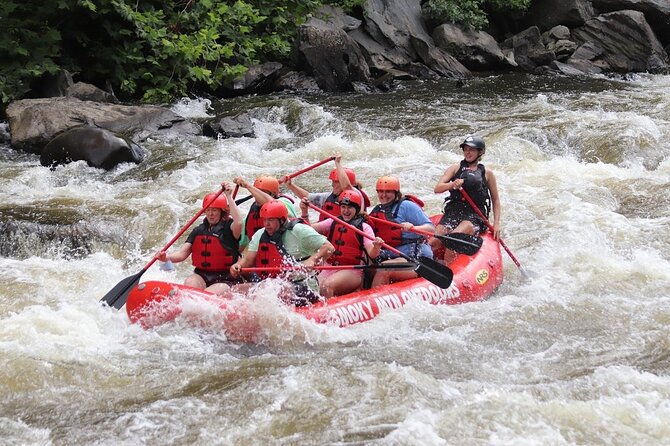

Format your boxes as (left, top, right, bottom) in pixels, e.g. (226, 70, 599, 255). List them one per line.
(0, 1, 65, 106)
(422, 0, 530, 29)
(1, 0, 321, 110)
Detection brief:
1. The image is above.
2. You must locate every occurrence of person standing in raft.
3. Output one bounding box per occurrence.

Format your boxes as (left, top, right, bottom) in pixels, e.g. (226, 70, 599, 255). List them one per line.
(301, 190, 384, 298)
(429, 135, 501, 264)
(233, 175, 296, 250)
(282, 153, 370, 221)
(368, 176, 435, 287)
(229, 200, 335, 306)
(157, 182, 244, 294)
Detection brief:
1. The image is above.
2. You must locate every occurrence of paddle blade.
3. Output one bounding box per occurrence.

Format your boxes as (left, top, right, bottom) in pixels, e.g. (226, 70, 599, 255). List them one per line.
(100, 270, 145, 310)
(438, 233, 483, 255)
(415, 256, 453, 289)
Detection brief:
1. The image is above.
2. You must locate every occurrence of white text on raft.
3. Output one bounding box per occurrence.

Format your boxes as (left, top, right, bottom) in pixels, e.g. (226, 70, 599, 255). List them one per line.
(327, 283, 461, 327)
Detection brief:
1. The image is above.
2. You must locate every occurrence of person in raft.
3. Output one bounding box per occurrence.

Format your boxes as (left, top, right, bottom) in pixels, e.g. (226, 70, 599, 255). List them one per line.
(429, 135, 501, 264)
(229, 200, 335, 306)
(157, 182, 244, 294)
(368, 175, 435, 287)
(281, 153, 370, 221)
(300, 190, 384, 298)
(233, 175, 296, 250)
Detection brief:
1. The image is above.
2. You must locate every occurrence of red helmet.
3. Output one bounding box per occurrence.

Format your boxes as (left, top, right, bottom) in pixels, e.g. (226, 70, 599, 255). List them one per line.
(376, 176, 400, 192)
(260, 200, 288, 219)
(329, 168, 356, 184)
(338, 190, 362, 211)
(202, 193, 228, 210)
(254, 176, 279, 196)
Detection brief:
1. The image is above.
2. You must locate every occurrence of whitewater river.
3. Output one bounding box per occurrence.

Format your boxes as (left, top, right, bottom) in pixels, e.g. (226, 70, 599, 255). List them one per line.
(1, 73, 669, 445)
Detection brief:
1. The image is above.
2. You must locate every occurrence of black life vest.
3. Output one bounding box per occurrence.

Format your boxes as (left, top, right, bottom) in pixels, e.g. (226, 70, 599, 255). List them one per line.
(327, 216, 366, 265)
(191, 219, 239, 271)
(319, 193, 340, 222)
(444, 161, 491, 218)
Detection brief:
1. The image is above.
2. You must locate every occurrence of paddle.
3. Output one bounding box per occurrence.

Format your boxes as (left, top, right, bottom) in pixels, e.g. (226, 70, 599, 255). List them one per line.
(367, 215, 483, 255)
(278, 156, 336, 183)
(459, 188, 531, 279)
(307, 203, 453, 289)
(240, 263, 417, 273)
(100, 187, 226, 309)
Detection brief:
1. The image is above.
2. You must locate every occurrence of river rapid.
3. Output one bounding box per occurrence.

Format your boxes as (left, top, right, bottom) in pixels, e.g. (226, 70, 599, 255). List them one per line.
(1, 73, 669, 445)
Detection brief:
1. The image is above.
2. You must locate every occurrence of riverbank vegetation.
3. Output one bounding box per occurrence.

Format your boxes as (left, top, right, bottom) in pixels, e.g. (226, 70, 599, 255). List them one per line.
(1, 0, 530, 112)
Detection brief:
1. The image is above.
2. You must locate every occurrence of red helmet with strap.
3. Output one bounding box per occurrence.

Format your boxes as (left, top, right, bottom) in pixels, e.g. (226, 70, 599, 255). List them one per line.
(329, 168, 356, 184)
(202, 193, 228, 210)
(260, 200, 288, 219)
(338, 190, 362, 212)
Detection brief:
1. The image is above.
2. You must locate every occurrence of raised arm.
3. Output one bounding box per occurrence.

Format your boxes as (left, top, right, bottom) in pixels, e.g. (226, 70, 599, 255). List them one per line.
(223, 181, 244, 239)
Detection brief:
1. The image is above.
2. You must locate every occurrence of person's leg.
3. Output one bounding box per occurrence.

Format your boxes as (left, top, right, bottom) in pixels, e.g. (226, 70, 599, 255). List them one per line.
(429, 223, 449, 257)
(184, 273, 206, 289)
(320, 270, 362, 298)
(443, 220, 477, 264)
(205, 282, 232, 295)
(371, 258, 415, 287)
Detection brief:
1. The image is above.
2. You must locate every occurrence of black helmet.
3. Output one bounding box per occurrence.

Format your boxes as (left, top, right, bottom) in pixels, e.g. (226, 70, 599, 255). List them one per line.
(460, 135, 486, 152)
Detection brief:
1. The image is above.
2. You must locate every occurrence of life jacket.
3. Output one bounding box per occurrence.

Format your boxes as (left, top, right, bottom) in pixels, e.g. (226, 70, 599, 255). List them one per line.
(254, 220, 302, 278)
(444, 161, 491, 218)
(191, 219, 239, 271)
(369, 199, 409, 247)
(319, 193, 340, 222)
(369, 195, 426, 247)
(327, 216, 366, 266)
(245, 194, 295, 239)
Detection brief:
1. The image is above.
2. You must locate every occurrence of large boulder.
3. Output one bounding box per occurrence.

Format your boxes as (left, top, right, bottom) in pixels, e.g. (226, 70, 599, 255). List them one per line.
(520, 0, 595, 30)
(362, 0, 469, 78)
(296, 16, 371, 91)
(41, 126, 144, 170)
(6, 97, 201, 154)
(502, 26, 557, 71)
(592, 0, 670, 45)
(571, 10, 669, 73)
(432, 23, 511, 71)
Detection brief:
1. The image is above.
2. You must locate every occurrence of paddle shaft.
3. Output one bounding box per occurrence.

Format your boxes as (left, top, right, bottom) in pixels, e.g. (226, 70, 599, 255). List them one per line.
(367, 215, 481, 254)
(307, 204, 408, 260)
(307, 203, 453, 288)
(279, 156, 336, 183)
(459, 188, 530, 277)
(240, 263, 415, 273)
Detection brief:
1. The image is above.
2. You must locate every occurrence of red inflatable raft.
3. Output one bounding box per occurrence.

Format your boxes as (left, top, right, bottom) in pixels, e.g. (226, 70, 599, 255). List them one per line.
(125, 230, 503, 340)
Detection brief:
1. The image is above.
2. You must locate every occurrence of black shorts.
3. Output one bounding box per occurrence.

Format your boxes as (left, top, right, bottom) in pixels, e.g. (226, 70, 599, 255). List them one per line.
(194, 269, 244, 288)
(439, 203, 484, 233)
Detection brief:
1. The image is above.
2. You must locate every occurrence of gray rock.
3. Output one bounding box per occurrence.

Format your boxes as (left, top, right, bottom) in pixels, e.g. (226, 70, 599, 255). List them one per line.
(572, 10, 669, 73)
(7, 97, 201, 154)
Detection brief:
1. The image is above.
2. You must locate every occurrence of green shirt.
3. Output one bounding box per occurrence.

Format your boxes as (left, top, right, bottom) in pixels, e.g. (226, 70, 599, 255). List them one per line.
(247, 221, 327, 260)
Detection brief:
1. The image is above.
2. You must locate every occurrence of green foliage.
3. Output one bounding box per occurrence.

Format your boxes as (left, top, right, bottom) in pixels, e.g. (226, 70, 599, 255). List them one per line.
(323, 0, 366, 14)
(1, 0, 322, 108)
(0, 0, 68, 106)
(422, 0, 530, 29)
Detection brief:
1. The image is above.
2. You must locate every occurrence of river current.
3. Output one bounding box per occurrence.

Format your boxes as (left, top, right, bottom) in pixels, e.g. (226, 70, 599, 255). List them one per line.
(1, 73, 669, 445)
